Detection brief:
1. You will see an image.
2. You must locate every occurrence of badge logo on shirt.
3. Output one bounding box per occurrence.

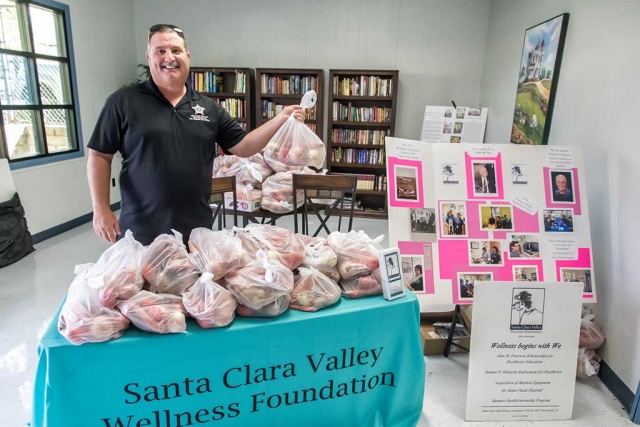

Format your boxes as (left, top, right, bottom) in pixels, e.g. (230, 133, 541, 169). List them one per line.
(190, 104, 209, 122)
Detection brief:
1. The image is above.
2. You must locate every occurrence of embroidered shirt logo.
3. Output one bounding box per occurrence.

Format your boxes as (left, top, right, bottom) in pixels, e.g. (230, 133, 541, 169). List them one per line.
(190, 104, 209, 121)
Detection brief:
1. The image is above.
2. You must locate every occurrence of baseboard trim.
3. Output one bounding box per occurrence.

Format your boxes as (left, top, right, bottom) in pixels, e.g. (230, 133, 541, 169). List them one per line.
(632, 380, 640, 423)
(31, 202, 121, 244)
(598, 359, 635, 414)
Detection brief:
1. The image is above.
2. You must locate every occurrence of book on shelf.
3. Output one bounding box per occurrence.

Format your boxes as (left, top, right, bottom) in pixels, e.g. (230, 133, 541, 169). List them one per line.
(306, 123, 317, 133)
(261, 74, 317, 95)
(331, 147, 385, 165)
(353, 174, 387, 192)
(332, 102, 392, 123)
(215, 98, 246, 119)
(332, 75, 393, 97)
(261, 100, 317, 120)
(332, 128, 388, 145)
(190, 70, 246, 93)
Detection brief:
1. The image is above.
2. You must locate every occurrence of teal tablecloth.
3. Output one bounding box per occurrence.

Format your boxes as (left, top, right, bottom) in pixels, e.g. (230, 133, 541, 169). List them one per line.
(33, 292, 424, 427)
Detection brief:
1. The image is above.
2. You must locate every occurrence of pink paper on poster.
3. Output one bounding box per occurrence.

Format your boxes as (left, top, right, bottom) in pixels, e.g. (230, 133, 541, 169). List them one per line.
(388, 156, 424, 208)
(543, 167, 582, 215)
(398, 241, 435, 294)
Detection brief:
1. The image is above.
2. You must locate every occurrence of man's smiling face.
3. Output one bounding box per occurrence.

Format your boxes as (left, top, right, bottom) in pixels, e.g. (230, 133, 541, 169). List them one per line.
(146, 31, 190, 90)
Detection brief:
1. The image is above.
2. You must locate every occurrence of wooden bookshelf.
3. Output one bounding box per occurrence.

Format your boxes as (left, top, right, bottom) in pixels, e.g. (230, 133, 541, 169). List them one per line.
(189, 67, 254, 131)
(327, 69, 399, 219)
(255, 68, 324, 139)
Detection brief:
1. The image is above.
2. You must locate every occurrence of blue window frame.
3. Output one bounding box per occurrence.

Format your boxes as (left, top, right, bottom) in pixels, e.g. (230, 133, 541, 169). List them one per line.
(0, 0, 83, 170)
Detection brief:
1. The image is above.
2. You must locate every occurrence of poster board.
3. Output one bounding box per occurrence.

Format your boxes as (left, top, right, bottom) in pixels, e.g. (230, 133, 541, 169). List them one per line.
(386, 139, 595, 308)
(466, 281, 582, 421)
(420, 106, 488, 144)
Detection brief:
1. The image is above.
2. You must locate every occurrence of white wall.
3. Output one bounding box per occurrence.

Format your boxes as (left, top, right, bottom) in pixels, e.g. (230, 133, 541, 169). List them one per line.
(132, 0, 491, 140)
(11, 0, 136, 234)
(479, 0, 640, 391)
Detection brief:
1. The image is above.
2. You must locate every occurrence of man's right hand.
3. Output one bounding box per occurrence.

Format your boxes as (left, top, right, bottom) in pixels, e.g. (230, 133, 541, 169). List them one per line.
(93, 208, 120, 243)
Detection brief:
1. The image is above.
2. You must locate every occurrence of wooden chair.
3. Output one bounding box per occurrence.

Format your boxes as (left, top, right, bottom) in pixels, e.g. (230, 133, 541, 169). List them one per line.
(293, 174, 357, 236)
(210, 176, 238, 229)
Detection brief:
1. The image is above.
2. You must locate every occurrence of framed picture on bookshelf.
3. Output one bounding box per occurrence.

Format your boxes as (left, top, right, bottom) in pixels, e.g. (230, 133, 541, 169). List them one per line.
(510, 14, 569, 145)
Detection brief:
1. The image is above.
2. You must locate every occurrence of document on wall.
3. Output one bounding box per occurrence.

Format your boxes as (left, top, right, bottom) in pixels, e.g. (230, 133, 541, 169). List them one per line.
(466, 281, 582, 421)
(419, 105, 488, 144)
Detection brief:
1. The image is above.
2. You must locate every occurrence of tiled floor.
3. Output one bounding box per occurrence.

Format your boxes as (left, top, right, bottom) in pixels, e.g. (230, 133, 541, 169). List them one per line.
(0, 215, 633, 426)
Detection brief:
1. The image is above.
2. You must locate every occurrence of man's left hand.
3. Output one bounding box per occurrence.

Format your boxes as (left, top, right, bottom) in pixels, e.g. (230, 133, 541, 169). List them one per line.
(280, 104, 305, 122)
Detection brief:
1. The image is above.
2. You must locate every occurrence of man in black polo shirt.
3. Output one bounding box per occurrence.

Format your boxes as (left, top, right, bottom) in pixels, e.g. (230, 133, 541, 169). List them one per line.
(87, 24, 304, 245)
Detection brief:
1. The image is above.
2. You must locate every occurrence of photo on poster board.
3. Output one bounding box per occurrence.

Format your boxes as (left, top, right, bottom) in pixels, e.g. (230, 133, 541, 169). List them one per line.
(450, 136, 461, 144)
(468, 108, 482, 117)
(513, 266, 539, 282)
(394, 166, 419, 200)
(561, 268, 593, 293)
(469, 240, 503, 266)
(510, 288, 545, 330)
(511, 13, 569, 145)
(472, 161, 498, 195)
(543, 209, 574, 232)
(456, 108, 466, 119)
(410, 208, 437, 242)
(402, 256, 425, 292)
(440, 201, 467, 237)
(442, 164, 459, 184)
(443, 122, 453, 134)
(549, 169, 575, 202)
(453, 122, 464, 134)
(507, 234, 540, 258)
(479, 205, 514, 230)
(457, 272, 493, 300)
(511, 164, 528, 184)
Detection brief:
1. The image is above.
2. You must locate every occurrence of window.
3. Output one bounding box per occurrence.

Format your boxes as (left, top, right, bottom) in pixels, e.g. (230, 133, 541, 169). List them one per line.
(0, 0, 82, 168)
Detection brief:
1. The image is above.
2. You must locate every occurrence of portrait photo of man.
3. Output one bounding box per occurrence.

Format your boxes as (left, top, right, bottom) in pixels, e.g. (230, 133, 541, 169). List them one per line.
(551, 171, 574, 202)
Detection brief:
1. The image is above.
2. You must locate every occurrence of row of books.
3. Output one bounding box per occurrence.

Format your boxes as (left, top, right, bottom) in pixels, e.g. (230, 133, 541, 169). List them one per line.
(332, 76, 393, 97)
(190, 71, 246, 93)
(332, 128, 388, 145)
(261, 101, 317, 120)
(261, 75, 317, 95)
(355, 174, 387, 192)
(306, 123, 317, 133)
(215, 98, 246, 119)
(331, 148, 385, 165)
(332, 102, 392, 123)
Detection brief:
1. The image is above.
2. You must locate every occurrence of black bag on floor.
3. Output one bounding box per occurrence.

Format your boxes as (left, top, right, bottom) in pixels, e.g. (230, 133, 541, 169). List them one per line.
(0, 192, 34, 268)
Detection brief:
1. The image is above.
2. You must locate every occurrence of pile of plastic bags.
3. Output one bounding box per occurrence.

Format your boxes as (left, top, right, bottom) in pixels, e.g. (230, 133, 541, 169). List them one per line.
(576, 312, 606, 379)
(58, 226, 385, 345)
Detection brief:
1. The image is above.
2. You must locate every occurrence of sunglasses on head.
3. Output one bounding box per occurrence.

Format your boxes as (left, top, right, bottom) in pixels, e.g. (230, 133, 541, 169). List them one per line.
(148, 24, 185, 40)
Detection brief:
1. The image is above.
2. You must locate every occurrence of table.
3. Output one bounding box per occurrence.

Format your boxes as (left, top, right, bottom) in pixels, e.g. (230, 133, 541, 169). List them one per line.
(33, 292, 425, 427)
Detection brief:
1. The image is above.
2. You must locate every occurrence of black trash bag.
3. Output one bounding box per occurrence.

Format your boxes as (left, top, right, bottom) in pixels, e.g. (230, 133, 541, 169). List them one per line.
(0, 193, 34, 268)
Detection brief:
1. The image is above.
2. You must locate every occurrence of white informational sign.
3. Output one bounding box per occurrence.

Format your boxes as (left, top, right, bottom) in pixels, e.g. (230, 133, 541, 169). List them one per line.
(0, 159, 16, 202)
(386, 139, 596, 310)
(466, 281, 582, 421)
(420, 106, 488, 144)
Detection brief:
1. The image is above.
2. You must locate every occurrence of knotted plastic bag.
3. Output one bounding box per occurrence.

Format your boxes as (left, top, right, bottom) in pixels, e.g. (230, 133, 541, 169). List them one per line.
(116, 290, 188, 334)
(291, 266, 341, 312)
(327, 230, 383, 279)
(183, 272, 238, 328)
(263, 90, 326, 172)
(188, 228, 248, 279)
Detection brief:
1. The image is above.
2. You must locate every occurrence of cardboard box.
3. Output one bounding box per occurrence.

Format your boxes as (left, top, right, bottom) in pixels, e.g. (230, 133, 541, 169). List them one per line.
(224, 198, 261, 212)
(419, 312, 471, 356)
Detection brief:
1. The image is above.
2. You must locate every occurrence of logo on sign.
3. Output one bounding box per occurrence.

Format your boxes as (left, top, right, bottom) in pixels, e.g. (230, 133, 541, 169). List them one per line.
(510, 288, 545, 331)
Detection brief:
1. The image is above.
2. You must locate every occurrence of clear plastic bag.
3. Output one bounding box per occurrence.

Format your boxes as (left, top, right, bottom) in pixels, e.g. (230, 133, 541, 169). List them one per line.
(224, 249, 294, 310)
(58, 265, 130, 345)
(579, 314, 606, 349)
(225, 183, 262, 201)
(85, 230, 145, 307)
(214, 154, 273, 186)
(188, 228, 248, 278)
(260, 168, 315, 214)
(236, 294, 291, 318)
(234, 224, 304, 270)
(116, 290, 187, 334)
(340, 268, 382, 299)
(576, 348, 601, 379)
(183, 273, 238, 329)
(301, 236, 341, 282)
(141, 230, 199, 296)
(263, 90, 326, 172)
(290, 267, 341, 312)
(327, 230, 383, 279)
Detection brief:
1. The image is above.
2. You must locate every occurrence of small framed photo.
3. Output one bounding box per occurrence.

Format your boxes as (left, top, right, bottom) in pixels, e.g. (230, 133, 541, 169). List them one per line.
(513, 266, 539, 282)
(468, 108, 482, 117)
(410, 208, 437, 242)
(511, 164, 528, 185)
(473, 161, 498, 195)
(378, 248, 405, 300)
(468, 240, 503, 266)
(479, 205, 514, 231)
(507, 234, 540, 259)
(401, 255, 425, 293)
(450, 136, 461, 143)
(442, 163, 459, 184)
(543, 209, 574, 232)
(561, 268, 593, 293)
(440, 201, 467, 237)
(456, 108, 466, 119)
(444, 109, 453, 118)
(549, 169, 575, 203)
(457, 272, 493, 300)
(453, 122, 464, 134)
(394, 165, 419, 201)
(443, 122, 453, 134)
